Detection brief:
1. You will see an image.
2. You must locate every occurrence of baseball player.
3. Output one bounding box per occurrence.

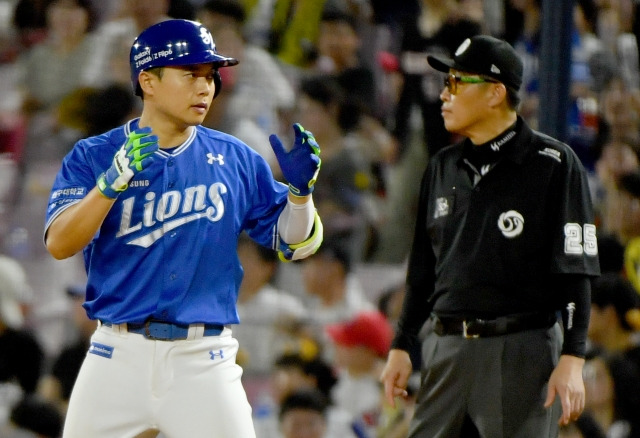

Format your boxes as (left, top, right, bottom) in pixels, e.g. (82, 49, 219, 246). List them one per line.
(44, 19, 322, 438)
(380, 35, 600, 437)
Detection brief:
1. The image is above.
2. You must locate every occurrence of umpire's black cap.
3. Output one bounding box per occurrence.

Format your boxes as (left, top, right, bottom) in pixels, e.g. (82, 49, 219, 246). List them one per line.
(427, 35, 523, 92)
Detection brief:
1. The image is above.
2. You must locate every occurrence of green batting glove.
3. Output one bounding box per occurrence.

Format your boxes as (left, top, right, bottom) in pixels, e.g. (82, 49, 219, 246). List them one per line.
(97, 127, 158, 199)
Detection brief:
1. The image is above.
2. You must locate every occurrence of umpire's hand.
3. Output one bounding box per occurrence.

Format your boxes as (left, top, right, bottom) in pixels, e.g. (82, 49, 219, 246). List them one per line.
(380, 348, 411, 408)
(544, 355, 586, 425)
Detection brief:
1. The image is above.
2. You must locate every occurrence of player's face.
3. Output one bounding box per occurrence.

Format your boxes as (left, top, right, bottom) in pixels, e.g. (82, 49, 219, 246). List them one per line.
(439, 70, 499, 136)
(150, 63, 217, 127)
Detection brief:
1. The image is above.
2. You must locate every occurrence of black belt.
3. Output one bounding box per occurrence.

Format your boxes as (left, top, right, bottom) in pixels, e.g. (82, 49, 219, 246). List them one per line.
(101, 320, 224, 340)
(432, 312, 557, 339)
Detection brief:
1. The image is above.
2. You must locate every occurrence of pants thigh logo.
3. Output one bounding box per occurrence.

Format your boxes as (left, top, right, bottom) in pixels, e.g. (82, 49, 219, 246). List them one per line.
(89, 342, 114, 359)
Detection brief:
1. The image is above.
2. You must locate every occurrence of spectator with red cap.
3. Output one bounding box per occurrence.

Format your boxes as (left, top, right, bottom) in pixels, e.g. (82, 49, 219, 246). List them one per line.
(325, 310, 393, 437)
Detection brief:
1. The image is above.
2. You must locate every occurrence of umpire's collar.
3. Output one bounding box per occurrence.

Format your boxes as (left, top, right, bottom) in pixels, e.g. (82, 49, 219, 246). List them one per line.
(458, 116, 533, 166)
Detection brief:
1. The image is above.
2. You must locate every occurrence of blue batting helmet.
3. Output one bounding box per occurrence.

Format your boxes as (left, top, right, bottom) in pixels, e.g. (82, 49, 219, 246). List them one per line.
(129, 19, 238, 97)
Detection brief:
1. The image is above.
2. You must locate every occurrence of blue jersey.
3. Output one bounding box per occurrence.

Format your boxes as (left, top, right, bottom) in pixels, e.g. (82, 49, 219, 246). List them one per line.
(45, 119, 289, 325)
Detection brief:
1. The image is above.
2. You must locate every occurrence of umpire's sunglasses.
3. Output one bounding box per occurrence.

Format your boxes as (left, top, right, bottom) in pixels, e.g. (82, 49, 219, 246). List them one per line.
(444, 73, 499, 95)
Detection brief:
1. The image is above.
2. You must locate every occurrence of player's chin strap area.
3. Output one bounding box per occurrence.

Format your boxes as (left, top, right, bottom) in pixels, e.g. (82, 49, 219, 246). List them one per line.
(278, 211, 323, 262)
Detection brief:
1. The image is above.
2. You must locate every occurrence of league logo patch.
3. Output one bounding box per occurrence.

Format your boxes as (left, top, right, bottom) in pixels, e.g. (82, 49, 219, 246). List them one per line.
(89, 342, 114, 359)
(434, 197, 451, 219)
(498, 210, 524, 238)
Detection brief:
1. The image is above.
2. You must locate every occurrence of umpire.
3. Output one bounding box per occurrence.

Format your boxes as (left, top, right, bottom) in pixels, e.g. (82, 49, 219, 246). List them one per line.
(380, 35, 600, 438)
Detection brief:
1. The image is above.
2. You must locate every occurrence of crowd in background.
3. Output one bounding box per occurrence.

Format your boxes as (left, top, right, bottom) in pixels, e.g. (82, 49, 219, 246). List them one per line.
(2, 0, 640, 437)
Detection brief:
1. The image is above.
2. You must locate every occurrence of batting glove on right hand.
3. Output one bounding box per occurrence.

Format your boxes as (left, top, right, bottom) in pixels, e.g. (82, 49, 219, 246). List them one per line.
(269, 123, 321, 197)
(97, 127, 158, 199)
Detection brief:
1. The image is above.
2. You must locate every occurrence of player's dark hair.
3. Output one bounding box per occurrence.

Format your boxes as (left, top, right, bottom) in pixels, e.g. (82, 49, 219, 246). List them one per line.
(136, 67, 165, 97)
(279, 389, 329, 421)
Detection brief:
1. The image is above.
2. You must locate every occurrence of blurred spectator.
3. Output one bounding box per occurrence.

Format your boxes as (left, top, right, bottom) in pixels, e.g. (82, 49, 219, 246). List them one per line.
(300, 238, 375, 344)
(592, 142, 639, 240)
(17, 0, 100, 115)
(197, 0, 296, 177)
(558, 411, 606, 438)
(295, 76, 377, 261)
(83, 82, 136, 137)
(325, 311, 393, 436)
(314, 7, 375, 109)
(279, 388, 329, 438)
(614, 170, 640, 290)
(375, 371, 420, 438)
(596, 0, 639, 92)
(376, 282, 405, 328)
(0, 254, 33, 329)
(254, 352, 356, 438)
(392, 0, 482, 158)
(582, 350, 640, 438)
(248, 0, 327, 68)
(596, 233, 625, 274)
(11, 0, 51, 51)
(0, 255, 43, 431)
(37, 284, 94, 416)
(233, 233, 309, 376)
(1, 394, 63, 438)
(83, 0, 171, 88)
(588, 273, 640, 371)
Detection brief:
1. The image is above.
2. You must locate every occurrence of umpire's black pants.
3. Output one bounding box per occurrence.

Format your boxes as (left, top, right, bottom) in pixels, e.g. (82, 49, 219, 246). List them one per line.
(408, 320, 563, 438)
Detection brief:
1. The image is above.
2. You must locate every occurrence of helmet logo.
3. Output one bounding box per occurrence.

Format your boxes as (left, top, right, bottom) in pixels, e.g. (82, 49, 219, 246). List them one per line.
(200, 27, 214, 48)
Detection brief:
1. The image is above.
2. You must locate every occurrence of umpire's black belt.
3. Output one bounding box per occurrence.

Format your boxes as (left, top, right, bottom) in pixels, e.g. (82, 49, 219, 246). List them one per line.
(100, 320, 224, 340)
(432, 312, 557, 339)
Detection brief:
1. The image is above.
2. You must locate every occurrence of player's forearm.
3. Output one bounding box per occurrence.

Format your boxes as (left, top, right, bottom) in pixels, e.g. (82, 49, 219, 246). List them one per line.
(278, 195, 315, 243)
(45, 188, 114, 259)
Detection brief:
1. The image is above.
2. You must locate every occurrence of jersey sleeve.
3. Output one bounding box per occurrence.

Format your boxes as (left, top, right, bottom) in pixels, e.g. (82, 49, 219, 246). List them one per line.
(549, 146, 600, 276)
(241, 148, 289, 249)
(44, 140, 102, 237)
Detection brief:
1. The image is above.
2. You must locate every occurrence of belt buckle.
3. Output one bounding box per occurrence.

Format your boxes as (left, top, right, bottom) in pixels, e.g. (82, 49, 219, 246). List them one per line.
(463, 320, 480, 339)
(143, 320, 171, 340)
(143, 320, 156, 339)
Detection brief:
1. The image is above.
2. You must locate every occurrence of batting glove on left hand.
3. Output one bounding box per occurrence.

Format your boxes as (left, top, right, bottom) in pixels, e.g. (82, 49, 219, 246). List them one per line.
(269, 123, 321, 197)
(97, 127, 158, 199)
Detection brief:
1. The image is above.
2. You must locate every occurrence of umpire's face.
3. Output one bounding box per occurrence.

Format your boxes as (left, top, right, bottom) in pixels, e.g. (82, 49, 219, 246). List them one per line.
(439, 69, 505, 138)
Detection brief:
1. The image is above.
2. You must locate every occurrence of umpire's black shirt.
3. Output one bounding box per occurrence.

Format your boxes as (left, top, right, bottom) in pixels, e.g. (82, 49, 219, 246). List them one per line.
(393, 117, 600, 356)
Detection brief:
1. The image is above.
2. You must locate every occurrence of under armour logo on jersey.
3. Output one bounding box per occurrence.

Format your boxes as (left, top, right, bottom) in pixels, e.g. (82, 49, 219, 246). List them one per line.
(498, 210, 524, 238)
(209, 349, 224, 360)
(480, 164, 491, 175)
(207, 153, 224, 165)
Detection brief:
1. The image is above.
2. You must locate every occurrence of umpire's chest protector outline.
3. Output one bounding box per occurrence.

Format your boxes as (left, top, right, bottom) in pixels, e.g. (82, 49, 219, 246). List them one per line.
(45, 118, 289, 325)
